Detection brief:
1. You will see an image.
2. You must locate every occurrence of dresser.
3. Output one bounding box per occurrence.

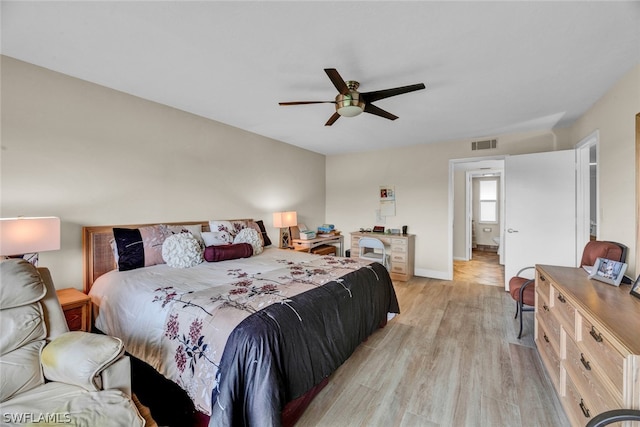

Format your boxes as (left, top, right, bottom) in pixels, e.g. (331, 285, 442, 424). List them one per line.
(350, 232, 415, 281)
(534, 265, 640, 426)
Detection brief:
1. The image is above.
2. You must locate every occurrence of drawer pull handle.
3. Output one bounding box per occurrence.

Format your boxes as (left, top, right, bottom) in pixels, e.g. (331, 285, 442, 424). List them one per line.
(589, 327, 603, 343)
(543, 333, 550, 343)
(542, 304, 549, 312)
(580, 353, 591, 370)
(579, 399, 591, 418)
(540, 275, 546, 282)
(557, 294, 566, 303)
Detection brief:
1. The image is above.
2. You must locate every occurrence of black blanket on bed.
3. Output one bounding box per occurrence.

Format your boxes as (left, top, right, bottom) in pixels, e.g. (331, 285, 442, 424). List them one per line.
(208, 262, 399, 426)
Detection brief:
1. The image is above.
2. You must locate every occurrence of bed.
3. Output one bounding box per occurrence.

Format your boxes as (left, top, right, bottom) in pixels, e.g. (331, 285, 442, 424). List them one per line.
(83, 220, 399, 426)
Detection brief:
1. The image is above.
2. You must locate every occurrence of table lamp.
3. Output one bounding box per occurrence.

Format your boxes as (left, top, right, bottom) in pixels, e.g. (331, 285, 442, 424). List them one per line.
(0, 217, 61, 265)
(272, 211, 297, 249)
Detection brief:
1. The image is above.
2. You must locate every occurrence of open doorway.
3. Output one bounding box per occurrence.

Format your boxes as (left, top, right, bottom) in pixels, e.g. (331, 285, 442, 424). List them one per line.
(452, 158, 505, 285)
(466, 170, 504, 264)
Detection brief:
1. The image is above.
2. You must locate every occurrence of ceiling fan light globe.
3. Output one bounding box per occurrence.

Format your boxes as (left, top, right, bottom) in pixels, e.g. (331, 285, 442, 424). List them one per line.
(335, 93, 365, 117)
(337, 105, 364, 117)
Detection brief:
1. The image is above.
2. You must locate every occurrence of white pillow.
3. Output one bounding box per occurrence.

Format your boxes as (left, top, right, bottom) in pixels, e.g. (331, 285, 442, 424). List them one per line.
(162, 233, 203, 268)
(167, 224, 204, 247)
(233, 228, 263, 255)
(201, 231, 231, 246)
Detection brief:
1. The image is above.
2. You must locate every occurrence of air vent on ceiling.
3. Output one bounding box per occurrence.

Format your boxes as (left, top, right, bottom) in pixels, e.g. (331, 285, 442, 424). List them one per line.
(471, 139, 497, 151)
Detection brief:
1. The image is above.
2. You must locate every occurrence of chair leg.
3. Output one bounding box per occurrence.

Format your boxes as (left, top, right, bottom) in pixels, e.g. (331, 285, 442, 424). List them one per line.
(517, 301, 524, 339)
(514, 299, 519, 319)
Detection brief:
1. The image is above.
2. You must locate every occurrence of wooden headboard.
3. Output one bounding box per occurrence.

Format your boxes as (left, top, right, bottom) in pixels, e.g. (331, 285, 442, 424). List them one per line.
(82, 221, 210, 293)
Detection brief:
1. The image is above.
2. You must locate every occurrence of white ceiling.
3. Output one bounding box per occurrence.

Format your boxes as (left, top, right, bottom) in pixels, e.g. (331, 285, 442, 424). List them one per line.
(2, 1, 639, 155)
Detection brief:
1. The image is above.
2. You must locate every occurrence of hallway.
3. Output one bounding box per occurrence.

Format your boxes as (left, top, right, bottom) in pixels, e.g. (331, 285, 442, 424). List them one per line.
(454, 249, 505, 287)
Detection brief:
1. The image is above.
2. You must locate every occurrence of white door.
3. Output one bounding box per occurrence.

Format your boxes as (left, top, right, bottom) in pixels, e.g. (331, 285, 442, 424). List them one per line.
(504, 150, 576, 289)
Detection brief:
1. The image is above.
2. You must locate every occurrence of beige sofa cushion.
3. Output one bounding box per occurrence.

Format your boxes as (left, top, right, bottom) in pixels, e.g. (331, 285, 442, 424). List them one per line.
(0, 259, 46, 309)
(0, 303, 46, 355)
(0, 340, 45, 402)
(1, 382, 145, 426)
(41, 332, 124, 391)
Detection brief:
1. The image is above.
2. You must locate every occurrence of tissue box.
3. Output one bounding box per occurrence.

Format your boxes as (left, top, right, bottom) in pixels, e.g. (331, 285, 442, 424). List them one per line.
(317, 224, 335, 233)
(299, 230, 316, 240)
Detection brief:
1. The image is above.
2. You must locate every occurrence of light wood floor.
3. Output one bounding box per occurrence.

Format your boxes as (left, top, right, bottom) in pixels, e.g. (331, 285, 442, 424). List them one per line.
(297, 251, 570, 426)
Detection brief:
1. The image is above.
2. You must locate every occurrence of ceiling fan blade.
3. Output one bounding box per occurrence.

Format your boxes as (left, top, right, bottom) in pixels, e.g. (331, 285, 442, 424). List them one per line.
(364, 103, 398, 121)
(324, 68, 350, 95)
(325, 112, 341, 126)
(361, 83, 426, 103)
(279, 101, 336, 106)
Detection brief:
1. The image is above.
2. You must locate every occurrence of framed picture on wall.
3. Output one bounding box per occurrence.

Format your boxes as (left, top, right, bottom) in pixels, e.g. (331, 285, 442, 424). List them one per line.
(630, 275, 640, 299)
(588, 257, 628, 287)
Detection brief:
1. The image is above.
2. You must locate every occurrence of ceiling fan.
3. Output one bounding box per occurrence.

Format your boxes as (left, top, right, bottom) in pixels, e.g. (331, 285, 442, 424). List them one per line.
(279, 68, 426, 126)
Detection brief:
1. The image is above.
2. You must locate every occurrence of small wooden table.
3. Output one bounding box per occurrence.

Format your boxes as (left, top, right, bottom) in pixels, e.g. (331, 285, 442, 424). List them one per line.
(291, 234, 344, 256)
(56, 288, 91, 332)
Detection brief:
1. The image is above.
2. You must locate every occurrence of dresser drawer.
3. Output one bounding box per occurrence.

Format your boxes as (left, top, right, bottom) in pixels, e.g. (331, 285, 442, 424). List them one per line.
(580, 317, 625, 396)
(536, 319, 561, 389)
(563, 371, 597, 426)
(537, 308, 560, 351)
(537, 299, 561, 349)
(391, 244, 407, 254)
(391, 238, 406, 246)
(390, 252, 407, 263)
(550, 285, 576, 339)
(564, 366, 621, 427)
(391, 264, 407, 274)
(536, 271, 551, 300)
(565, 333, 622, 407)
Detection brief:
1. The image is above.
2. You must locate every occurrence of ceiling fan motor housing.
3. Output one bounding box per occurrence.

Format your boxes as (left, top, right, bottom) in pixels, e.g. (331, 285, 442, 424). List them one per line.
(335, 89, 365, 117)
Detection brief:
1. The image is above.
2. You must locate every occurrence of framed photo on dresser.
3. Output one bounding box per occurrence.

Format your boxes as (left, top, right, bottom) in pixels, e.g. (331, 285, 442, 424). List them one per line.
(588, 257, 627, 287)
(631, 275, 640, 299)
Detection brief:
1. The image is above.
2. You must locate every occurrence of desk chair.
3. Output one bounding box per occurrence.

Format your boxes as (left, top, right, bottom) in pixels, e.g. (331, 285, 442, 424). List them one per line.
(358, 237, 389, 269)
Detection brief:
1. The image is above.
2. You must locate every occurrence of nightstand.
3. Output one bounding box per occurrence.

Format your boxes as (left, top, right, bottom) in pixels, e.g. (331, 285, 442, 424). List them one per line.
(56, 288, 91, 332)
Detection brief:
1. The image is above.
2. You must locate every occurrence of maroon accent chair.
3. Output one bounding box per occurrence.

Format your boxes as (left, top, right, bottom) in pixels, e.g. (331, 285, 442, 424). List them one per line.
(508, 240, 627, 339)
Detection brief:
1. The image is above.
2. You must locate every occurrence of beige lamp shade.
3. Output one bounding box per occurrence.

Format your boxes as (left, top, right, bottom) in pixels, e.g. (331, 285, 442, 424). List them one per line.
(272, 211, 297, 228)
(0, 217, 61, 256)
(272, 212, 297, 249)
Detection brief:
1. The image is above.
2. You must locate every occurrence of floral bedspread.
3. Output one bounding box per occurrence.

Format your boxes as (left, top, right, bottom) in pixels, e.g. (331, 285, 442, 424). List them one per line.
(151, 255, 398, 423)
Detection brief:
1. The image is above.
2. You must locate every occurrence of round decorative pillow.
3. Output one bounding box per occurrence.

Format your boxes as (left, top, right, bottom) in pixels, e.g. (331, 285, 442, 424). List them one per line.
(162, 233, 203, 268)
(233, 228, 263, 255)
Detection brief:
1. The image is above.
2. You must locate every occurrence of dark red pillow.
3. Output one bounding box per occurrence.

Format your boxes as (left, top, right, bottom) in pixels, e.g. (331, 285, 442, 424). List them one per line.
(203, 243, 253, 262)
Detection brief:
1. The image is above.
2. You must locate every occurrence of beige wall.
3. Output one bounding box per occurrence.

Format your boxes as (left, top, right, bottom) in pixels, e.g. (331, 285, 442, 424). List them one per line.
(327, 129, 572, 279)
(568, 64, 640, 276)
(0, 56, 327, 288)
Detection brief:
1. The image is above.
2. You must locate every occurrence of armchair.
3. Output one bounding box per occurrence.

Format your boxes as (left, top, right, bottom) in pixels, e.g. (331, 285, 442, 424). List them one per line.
(0, 258, 144, 426)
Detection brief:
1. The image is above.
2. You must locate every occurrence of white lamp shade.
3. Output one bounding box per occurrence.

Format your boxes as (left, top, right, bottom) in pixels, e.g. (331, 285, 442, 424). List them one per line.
(0, 217, 61, 256)
(273, 211, 297, 228)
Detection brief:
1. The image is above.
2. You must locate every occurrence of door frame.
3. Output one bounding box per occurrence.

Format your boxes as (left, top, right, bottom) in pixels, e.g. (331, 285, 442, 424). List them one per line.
(465, 169, 504, 262)
(449, 155, 506, 279)
(576, 130, 599, 265)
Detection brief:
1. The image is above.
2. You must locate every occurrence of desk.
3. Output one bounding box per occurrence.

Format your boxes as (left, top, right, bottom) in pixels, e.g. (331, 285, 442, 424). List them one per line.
(292, 234, 344, 256)
(350, 232, 415, 281)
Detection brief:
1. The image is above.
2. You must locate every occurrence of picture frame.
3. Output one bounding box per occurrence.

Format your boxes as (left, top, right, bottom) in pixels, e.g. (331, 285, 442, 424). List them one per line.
(631, 275, 640, 299)
(588, 257, 628, 287)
